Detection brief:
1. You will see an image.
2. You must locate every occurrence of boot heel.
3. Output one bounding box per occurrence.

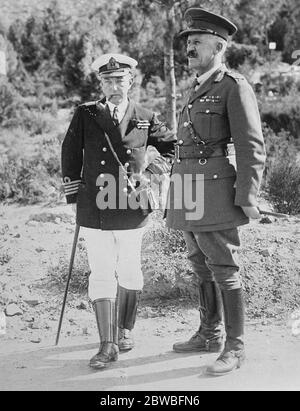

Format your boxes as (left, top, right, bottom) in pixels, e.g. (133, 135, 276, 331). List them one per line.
(237, 353, 245, 368)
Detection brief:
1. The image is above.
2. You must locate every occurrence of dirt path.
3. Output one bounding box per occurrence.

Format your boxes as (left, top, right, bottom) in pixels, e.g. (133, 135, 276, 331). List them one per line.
(1, 317, 300, 391)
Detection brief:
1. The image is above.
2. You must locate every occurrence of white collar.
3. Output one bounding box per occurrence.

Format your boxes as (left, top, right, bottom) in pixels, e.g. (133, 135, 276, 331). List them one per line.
(196, 63, 223, 85)
(106, 99, 128, 115)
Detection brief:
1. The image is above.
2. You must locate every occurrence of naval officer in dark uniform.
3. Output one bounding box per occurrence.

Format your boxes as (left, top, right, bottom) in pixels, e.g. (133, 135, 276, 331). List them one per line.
(61, 53, 175, 369)
(166, 8, 266, 375)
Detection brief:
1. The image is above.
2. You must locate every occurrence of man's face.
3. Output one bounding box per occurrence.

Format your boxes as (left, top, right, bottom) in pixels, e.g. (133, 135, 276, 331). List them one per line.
(186, 33, 218, 72)
(100, 74, 132, 105)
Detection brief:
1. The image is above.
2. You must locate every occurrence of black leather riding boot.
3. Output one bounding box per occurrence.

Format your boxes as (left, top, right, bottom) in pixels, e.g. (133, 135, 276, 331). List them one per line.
(206, 288, 245, 376)
(89, 298, 119, 370)
(118, 286, 141, 351)
(173, 281, 224, 353)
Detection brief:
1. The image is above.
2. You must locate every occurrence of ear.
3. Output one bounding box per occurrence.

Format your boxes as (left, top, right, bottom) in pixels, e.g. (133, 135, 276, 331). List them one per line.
(216, 42, 223, 53)
(128, 75, 134, 88)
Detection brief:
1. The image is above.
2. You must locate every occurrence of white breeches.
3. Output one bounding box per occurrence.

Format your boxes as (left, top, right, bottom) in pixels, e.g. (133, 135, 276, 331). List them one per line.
(82, 227, 145, 301)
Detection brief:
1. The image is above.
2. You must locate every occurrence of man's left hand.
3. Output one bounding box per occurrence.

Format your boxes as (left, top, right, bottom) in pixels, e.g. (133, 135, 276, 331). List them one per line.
(241, 206, 261, 219)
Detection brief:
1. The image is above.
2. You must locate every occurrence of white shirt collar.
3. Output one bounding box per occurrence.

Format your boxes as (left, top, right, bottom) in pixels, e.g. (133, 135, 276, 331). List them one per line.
(106, 99, 128, 121)
(196, 63, 223, 86)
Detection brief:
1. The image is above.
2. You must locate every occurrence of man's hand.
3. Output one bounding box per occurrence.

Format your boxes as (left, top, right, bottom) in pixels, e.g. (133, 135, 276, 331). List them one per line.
(71, 203, 77, 214)
(241, 206, 261, 219)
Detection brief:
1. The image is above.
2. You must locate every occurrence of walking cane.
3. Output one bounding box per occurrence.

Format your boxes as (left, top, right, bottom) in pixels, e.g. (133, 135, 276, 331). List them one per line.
(258, 208, 290, 218)
(55, 224, 80, 345)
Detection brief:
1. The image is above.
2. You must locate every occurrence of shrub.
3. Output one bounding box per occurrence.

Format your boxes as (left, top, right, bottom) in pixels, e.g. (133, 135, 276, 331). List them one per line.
(259, 94, 300, 139)
(0, 128, 62, 203)
(262, 123, 298, 182)
(225, 41, 263, 69)
(266, 160, 300, 214)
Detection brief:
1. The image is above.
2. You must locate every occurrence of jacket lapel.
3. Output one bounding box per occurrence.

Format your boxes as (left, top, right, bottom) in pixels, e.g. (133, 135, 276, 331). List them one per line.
(94, 99, 123, 144)
(119, 99, 136, 138)
(188, 76, 215, 104)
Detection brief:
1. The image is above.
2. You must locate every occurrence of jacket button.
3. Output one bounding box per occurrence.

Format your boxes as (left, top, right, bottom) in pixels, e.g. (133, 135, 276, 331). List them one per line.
(183, 122, 189, 127)
(126, 149, 132, 154)
(213, 174, 218, 179)
(188, 104, 192, 109)
(101, 160, 106, 165)
(102, 147, 107, 152)
(100, 173, 104, 178)
(99, 186, 104, 191)
(178, 139, 184, 145)
(205, 109, 210, 113)
(124, 162, 130, 168)
(123, 187, 128, 193)
(176, 159, 181, 163)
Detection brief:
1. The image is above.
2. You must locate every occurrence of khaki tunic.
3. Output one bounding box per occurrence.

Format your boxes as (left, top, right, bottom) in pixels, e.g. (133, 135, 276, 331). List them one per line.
(166, 65, 266, 232)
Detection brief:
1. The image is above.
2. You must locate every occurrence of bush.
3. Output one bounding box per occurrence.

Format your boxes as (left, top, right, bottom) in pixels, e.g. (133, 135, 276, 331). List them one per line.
(259, 94, 300, 139)
(225, 41, 263, 69)
(262, 123, 298, 182)
(0, 128, 62, 203)
(266, 161, 300, 214)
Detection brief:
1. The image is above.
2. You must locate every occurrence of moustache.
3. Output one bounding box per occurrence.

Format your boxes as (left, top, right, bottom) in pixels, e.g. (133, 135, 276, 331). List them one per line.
(187, 50, 198, 58)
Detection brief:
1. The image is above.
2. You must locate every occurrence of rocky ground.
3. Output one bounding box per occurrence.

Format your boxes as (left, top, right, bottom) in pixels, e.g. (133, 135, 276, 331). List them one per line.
(0, 202, 300, 391)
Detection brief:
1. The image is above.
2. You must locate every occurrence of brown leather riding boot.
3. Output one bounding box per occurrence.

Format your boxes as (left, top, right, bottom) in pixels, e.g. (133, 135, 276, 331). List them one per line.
(173, 281, 224, 353)
(89, 298, 119, 370)
(118, 286, 141, 351)
(206, 288, 245, 376)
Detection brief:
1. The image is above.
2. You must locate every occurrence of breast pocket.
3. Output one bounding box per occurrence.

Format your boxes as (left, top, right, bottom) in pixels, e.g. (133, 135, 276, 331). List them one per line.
(192, 104, 228, 141)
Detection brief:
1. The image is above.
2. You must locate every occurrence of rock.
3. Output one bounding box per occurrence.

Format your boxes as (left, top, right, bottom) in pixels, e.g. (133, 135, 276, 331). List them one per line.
(24, 299, 40, 307)
(82, 327, 89, 335)
(30, 338, 41, 343)
(5, 303, 23, 317)
(13, 233, 21, 238)
(29, 322, 40, 330)
(23, 315, 35, 323)
(35, 247, 45, 253)
(76, 302, 87, 310)
(259, 216, 274, 224)
(260, 248, 273, 257)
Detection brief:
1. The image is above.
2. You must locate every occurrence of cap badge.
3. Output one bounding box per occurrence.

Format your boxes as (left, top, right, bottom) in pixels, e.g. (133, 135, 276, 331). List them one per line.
(107, 57, 119, 70)
(185, 15, 193, 28)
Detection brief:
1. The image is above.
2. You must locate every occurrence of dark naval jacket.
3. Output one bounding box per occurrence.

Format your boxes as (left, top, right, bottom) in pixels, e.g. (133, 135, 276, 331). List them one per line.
(61, 99, 175, 230)
(166, 64, 266, 232)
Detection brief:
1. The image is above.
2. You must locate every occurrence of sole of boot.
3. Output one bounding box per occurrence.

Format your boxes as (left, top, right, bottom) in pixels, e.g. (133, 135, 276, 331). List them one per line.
(119, 345, 134, 352)
(173, 344, 223, 353)
(89, 355, 118, 370)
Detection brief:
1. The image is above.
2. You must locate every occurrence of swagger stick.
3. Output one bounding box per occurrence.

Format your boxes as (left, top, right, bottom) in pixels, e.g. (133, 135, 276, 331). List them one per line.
(258, 208, 290, 218)
(55, 224, 80, 345)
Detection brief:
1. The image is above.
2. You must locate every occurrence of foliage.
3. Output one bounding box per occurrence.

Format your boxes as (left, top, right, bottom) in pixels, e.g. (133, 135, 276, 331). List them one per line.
(266, 161, 300, 215)
(225, 41, 263, 69)
(262, 124, 298, 180)
(0, 127, 62, 203)
(261, 123, 300, 215)
(259, 94, 300, 139)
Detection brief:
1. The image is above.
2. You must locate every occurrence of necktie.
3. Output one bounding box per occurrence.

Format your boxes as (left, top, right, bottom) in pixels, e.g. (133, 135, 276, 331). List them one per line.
(112, 106, 119, 126)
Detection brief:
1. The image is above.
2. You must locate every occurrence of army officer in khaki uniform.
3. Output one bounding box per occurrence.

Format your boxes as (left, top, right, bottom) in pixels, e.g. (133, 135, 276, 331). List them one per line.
(166, 8, 266, 376)
(62, 54, 175, 370)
